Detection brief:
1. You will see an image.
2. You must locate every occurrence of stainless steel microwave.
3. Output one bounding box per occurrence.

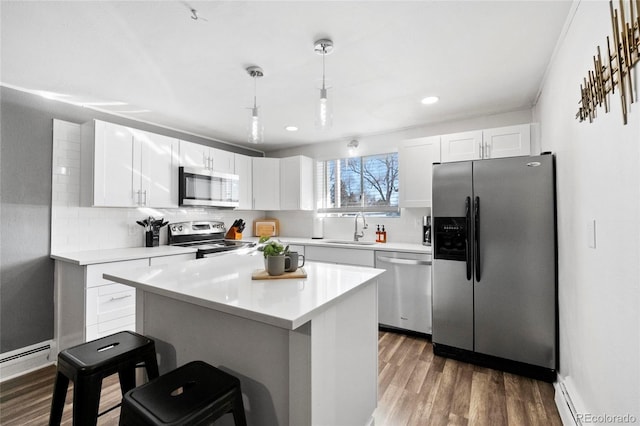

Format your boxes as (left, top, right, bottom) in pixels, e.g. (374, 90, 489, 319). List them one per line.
(178, 167, 239, 208)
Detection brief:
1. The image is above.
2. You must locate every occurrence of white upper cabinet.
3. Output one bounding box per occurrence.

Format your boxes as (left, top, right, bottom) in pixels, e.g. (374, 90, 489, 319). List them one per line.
(88, 120, 179, 208)
(482, 124, 531, 159)
(234, 153, 253, 210)
(280, 156, 314, 211)
(252, 157, 280, 210)
(211, 148, 235, 173)
(441, 124, 531, 162)
(399, 136, 441, 207)
(92, 121, 136, 207)
(135, 129, 180, 208)
(179, 140, 235, 173)
(440, 131, 482, 163)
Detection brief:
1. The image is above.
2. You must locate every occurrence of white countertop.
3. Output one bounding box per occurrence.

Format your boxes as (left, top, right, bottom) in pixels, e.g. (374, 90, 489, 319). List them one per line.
(50, 238, 430, 265)
(104, 252, 384, 330)
(51, 246, 198, 265)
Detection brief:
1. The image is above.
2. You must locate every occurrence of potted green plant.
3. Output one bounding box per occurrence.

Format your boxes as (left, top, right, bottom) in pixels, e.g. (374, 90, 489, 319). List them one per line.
(258, 237, 289, 276)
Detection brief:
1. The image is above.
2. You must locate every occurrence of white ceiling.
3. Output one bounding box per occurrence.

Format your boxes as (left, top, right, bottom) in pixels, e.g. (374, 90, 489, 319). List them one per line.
(1, 1, 572, 152)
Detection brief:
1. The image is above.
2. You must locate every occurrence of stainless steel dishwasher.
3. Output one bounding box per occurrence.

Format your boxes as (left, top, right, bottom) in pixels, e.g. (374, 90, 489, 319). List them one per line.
(375, 250, 432, 335)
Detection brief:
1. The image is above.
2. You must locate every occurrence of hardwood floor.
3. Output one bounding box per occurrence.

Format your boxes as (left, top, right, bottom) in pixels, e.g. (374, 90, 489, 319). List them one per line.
(375, 331, 562, 426)
(0, 331, 562, 425)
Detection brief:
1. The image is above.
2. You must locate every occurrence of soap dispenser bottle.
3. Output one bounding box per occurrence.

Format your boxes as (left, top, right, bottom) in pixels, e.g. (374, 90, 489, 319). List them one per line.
(376, 225, 381, 243)
(381, 225, 387, 243)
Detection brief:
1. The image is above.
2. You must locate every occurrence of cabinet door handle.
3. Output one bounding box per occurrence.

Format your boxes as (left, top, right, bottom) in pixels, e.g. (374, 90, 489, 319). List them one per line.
(479, 141, 484, 158)
(143, 190, 147, 206)
(135, 190, 141, 205)
(109, 294, 133, 301)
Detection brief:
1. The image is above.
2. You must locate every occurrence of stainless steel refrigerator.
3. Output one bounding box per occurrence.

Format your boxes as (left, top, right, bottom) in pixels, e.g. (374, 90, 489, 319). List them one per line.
(431, 154, 557, 381)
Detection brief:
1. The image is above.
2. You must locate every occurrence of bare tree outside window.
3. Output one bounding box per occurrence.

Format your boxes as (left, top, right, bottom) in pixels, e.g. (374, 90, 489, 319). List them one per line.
(318, 152, 399, 215)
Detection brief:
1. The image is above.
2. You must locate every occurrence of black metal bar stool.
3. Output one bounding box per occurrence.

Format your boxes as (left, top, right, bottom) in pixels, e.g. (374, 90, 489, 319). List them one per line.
(49, 330, 159, 426)
(119, 360, 247, 426)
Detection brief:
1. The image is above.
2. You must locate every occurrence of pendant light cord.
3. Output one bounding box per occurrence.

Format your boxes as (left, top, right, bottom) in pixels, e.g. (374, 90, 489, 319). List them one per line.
(322, 46, 326, 90)
(253, 75, 258, 109)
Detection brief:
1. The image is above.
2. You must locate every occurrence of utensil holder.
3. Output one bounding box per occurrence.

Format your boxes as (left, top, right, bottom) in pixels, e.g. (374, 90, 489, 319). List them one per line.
(145, 230, 159, 247)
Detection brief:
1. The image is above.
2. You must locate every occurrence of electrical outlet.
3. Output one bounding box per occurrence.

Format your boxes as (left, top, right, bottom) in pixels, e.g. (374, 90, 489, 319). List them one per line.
(128, 224, 137, 236)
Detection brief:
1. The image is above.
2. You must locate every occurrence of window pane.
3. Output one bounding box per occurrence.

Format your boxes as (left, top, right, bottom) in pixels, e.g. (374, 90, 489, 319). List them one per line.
(339, 158, 362, 208)
(317, 152, 399, 215)
(362, 153, 399, 207)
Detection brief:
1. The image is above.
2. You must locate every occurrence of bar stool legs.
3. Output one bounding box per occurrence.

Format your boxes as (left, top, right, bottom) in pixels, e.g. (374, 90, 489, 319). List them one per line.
(48, 331, 159, 426)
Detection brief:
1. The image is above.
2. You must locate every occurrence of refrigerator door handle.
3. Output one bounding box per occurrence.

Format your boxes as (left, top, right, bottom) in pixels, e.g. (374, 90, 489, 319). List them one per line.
(474, 196, 481, 282)
(465, 196, 472, 280)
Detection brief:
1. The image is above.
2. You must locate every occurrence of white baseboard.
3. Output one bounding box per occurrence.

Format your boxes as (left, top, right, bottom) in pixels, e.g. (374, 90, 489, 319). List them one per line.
(554, 374, 582, 426)
(0, 340, 55, 382)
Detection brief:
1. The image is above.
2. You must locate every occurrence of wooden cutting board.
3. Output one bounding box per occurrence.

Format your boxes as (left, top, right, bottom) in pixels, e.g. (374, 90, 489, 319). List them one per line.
(253, 218, 279, 237)
(251, 268, 307, 280)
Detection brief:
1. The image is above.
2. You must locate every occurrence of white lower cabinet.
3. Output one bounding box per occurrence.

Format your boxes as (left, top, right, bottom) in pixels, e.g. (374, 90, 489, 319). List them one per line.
(305, 246, 374, 267)
(85, 283, 137, 341)
(84, 259, 147, 341)
(55, 253, 195, 353)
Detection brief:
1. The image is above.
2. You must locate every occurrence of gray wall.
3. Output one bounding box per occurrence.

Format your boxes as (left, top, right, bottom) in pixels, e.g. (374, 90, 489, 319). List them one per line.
(0, 86, 262, 354)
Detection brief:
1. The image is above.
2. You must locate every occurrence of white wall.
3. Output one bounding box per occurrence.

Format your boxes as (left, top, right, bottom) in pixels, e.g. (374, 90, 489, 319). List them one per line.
(534, 1, 639, 421)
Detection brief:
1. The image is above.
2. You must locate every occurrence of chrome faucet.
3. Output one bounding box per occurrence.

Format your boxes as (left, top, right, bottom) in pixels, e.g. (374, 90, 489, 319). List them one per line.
(354, 212, 368, 241)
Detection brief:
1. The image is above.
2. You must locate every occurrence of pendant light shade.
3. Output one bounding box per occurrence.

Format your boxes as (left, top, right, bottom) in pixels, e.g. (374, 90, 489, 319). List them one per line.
(247, 66, 264, 144)
(314, 39, 333, 130)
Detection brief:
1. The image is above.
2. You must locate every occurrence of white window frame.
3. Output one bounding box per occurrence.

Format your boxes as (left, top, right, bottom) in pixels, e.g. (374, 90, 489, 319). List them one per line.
(316, 153, 400, 216)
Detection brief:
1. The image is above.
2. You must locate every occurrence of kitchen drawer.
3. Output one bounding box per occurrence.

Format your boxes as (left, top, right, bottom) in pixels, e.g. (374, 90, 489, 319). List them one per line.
(86, 283, 135, 326)
(305, 246, 374, 267)
(86, 315, 135, 341)
(149, 253, 195, 266)
(86, 258, 149, 288)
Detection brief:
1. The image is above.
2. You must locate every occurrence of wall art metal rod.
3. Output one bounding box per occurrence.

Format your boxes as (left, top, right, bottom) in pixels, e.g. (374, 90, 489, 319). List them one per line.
(577, 0, 639, 124)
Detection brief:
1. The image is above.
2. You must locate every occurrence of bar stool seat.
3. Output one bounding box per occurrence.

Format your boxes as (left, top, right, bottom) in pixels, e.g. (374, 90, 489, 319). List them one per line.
(49, 331, 159, 426)
(119, 360, 247, 426)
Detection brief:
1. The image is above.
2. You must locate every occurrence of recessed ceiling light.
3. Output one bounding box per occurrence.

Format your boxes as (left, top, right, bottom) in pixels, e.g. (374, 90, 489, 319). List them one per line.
(421, 96, 439, 105)
(285, 126, 299, 132)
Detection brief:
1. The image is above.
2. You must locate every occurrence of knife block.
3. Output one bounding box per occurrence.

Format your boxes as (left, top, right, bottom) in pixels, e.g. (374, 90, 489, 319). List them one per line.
(225, 227, 242, 240)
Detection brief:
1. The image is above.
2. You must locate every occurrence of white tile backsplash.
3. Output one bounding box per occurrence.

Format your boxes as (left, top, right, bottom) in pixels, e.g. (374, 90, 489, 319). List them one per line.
(269, 207, 430, 244)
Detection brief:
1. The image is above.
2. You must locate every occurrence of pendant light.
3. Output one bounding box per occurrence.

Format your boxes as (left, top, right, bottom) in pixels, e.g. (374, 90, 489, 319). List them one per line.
(246, 66, 264, 144)
(314, 39, 334, 130)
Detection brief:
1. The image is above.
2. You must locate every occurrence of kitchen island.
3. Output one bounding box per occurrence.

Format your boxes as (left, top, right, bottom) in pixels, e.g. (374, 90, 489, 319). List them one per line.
(104, 251, 383, 426)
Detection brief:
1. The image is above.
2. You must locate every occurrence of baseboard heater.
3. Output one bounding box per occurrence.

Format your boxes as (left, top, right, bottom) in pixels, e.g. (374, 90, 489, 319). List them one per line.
(0, 340, 53, 382)
(554, 378, 582, 426)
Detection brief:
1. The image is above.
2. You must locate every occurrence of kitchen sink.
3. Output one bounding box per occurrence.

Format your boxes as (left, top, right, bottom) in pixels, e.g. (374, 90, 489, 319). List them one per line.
(323, 239, 377, 246)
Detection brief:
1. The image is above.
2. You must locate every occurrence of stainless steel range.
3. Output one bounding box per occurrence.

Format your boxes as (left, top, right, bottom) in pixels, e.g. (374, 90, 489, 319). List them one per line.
(168, 220, 255, 258)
